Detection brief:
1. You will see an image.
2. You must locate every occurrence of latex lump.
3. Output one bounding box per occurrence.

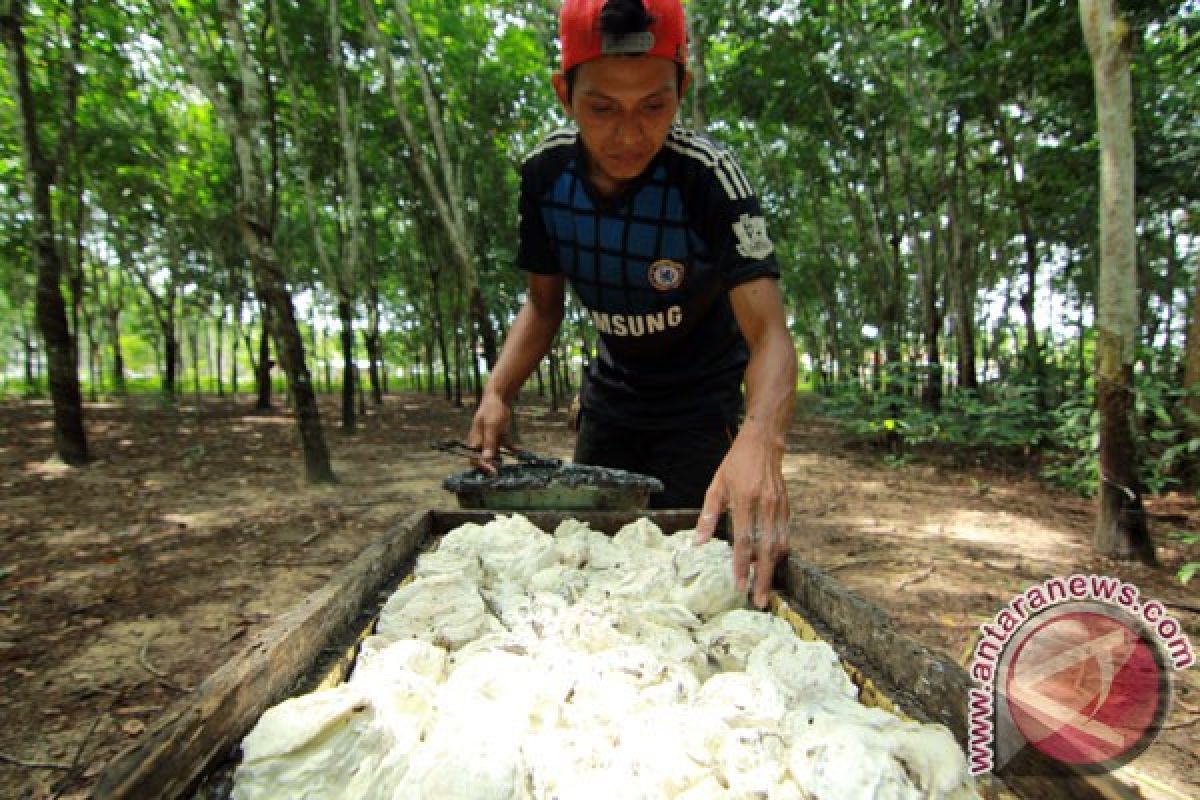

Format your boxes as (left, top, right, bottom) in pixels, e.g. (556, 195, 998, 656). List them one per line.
(232, 515, 979, 800)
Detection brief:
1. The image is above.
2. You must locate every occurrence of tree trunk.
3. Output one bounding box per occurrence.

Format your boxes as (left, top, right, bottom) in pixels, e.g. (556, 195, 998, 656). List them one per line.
(109, 307, 126, 395)
(430, 269, 453, 402)
(548, 349, 561, 412)
(84, 301, 99, 401)
(1185, 223, 1200, 435)
(559, 342, 573, 394)
(994, 114, 1047, 403)
(363, 329, 383, 404)
(254, 251, 334, 482)
(331, 0, 364, 418)
(339, 299, 356, 433)
(920, 264, 944, 411)
(421, 334, 434, 395)
(319, 324, 332, 393)
(65, 170, 85, 380)
(451, 312, 464, 409)
(363, 209, 385, 405)
(1081, 0, 1155, 564)
(948, 117, 979, 392)
(687, 7, 707, 130)
(21, 321, 37, 392)
(2, 0, 88, 464)
(162, 288, 179, 401)
(215, 310, 225, 397)
(159, 0, 334, 483)
(189, 321, 202, 398)
(230, 309, 240, 397)
(356, 363, 367, 417)
(256, 308, 272, 411)
(912, 173, 945, 411)
(361, 0, 497, 370)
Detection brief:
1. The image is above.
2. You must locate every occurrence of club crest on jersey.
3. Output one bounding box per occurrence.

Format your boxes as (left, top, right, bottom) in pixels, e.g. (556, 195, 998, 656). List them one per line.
(733, 214, 774, 260)
(647, 259, 686, 291)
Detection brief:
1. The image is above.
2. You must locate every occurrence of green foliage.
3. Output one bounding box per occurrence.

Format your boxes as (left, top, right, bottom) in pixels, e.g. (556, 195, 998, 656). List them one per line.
(1033, 377, 1200, 498)
(824, 367, 1200, 505)
(821, 372, 1050, 455)
(1040, 393, 1099, 496)
(1168, 531, 1198, 585)
(182, 444, 206, 469)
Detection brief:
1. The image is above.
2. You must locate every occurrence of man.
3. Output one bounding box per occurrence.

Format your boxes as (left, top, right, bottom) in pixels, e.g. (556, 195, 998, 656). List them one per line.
(467, 0, 796, 608)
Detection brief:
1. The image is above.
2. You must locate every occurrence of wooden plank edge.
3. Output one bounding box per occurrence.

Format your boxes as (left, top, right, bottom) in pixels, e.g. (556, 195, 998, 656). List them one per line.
(780, 555, 1147, 800)
(90, 509, 436, 800)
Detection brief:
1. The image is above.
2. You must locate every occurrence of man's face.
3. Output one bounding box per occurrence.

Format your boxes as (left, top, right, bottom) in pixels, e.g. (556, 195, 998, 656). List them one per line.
(553, 55, 688, 196)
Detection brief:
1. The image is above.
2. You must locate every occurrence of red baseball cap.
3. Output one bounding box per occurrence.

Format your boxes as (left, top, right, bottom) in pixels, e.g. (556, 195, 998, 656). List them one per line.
(559, 0, 688, 73)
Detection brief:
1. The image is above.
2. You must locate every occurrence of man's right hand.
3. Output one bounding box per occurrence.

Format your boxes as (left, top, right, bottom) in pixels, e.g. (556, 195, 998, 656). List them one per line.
(466, 394, 513, 475)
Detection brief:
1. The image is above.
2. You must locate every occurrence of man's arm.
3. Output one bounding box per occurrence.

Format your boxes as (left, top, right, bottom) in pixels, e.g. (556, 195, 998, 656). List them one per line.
(467, 273, 567, 465)
(696, 275, 797, 608)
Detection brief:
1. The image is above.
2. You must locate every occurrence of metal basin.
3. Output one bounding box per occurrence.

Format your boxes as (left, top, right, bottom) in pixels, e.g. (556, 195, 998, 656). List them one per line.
(443, 463, 664, 511)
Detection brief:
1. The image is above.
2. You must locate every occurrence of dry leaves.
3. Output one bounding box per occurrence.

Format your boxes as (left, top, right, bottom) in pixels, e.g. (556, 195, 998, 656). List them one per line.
(119, 719, 145, 737)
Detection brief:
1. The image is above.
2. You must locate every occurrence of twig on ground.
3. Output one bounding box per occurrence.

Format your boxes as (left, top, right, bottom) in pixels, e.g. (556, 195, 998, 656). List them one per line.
(137, 635, 167, 679)
(810, 504, 845, 518)
(0, 752, 72, 770)
(1165, 601, 1200, 615)
(68, 684, 124, 704)
(1160, 716, 1200, 731)
(51, 689, 124, 800)
(825, 558, 904, 573)
(300, 529, 324, 546)
(138, 634, 193, 693)
(258, 560, 340, 568)
(895, 564, 935, 591)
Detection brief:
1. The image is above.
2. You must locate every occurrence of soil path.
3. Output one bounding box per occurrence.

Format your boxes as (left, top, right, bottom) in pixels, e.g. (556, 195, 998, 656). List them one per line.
(0, 393, 1196, 799)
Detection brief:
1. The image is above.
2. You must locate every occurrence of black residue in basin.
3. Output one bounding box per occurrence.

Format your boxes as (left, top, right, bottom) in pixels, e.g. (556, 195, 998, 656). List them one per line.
(443, 463, 664, 493)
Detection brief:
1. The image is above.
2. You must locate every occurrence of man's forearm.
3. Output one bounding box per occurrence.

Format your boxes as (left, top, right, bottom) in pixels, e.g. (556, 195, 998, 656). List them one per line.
(741, 324, 797, 448)
(729, 278, 797, 448)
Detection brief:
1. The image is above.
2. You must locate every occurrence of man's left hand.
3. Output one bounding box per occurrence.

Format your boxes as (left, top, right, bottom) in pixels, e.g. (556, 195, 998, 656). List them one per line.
(694, 422, 789, 609)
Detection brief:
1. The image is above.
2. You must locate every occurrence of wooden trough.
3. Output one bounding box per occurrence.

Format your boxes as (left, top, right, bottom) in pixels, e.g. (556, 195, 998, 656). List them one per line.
(91, 510, 1140, 800)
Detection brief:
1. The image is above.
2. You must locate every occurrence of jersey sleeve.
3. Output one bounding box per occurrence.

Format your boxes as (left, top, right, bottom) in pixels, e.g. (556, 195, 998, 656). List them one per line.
(699, 149, 780, 289)
(516, 159, 560, 276)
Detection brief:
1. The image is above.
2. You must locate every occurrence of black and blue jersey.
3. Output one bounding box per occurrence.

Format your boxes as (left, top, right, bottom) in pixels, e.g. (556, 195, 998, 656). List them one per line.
(517, 125, 779, 430)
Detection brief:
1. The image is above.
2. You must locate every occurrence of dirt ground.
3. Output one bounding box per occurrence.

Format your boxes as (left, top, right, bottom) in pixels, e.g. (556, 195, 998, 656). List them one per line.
(0, 391, 1197, 799)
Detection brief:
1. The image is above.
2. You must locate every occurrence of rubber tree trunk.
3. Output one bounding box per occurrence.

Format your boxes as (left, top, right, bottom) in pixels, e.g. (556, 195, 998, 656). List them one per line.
(109, 308, 126, 395)
(189, 323, 202, 398)
(339, 298, 356, 433)
(916, 227, 944, 412)
(948, 115, 979, 392)
(1183, 214, 1200, 444)
(994, 113, 1048, 405)
(162, 299, 178, 401)
(214, 311, 225, 397)
(363, 328, 384, 405)
(21, 323, 36, 391)
(158, 0, 334, 484)
(361, 0, 497, 372)
(1081, 0, 1155, 564)
(431, 269, 453, 402)
(255, 307, 272, 411)
(2, 0, 88, 464)
(230, 313, 240, 396)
